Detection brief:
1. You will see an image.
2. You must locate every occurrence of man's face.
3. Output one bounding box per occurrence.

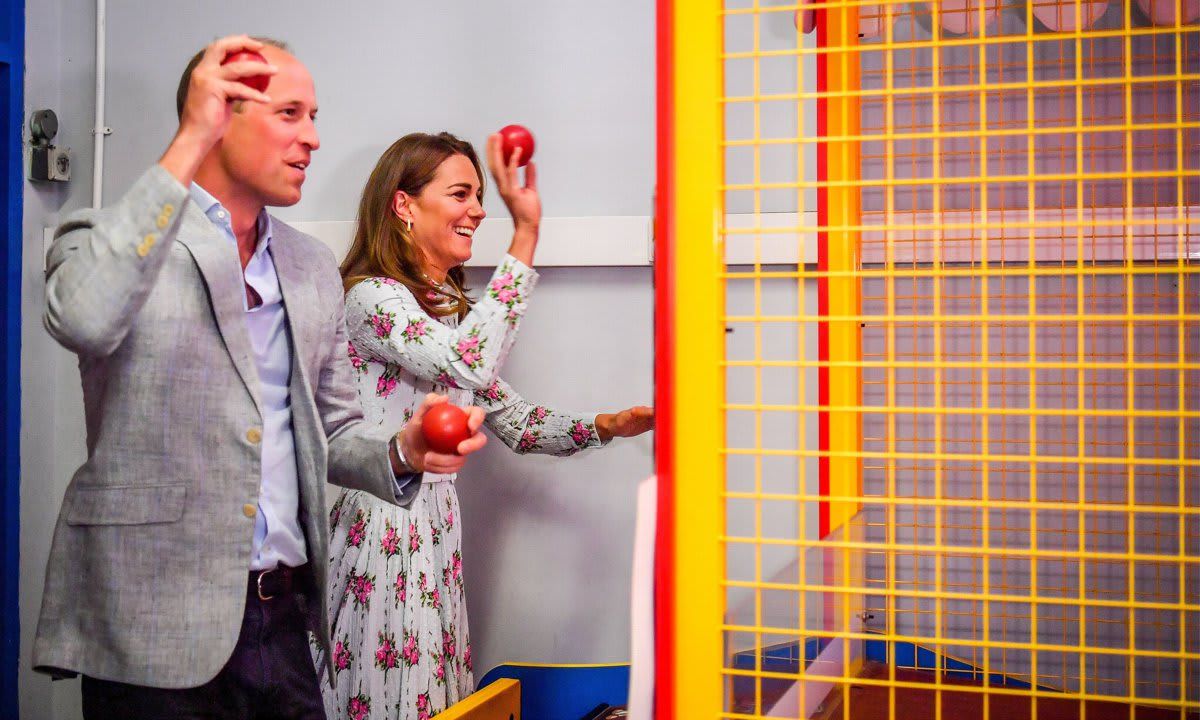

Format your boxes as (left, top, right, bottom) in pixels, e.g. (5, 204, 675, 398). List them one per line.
(218, 46, 319, 208)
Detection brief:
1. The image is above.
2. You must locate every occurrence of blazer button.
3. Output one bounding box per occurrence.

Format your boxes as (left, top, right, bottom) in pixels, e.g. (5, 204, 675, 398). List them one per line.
(246, 427, 262, 444)
(243, 504, 257, 518)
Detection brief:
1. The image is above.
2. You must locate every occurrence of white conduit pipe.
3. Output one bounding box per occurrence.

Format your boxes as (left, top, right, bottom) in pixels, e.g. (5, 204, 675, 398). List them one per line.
(91, 0, 108, 209)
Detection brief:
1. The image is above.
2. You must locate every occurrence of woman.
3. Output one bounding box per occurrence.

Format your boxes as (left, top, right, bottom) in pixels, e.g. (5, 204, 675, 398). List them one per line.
(318, 132, 653, 719)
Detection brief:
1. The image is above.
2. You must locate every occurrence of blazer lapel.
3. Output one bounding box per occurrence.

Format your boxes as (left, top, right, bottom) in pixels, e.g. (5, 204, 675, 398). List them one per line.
(175, 203, 262, 415)
(269, 223, 321, 391)
(268, 222, 324, 523)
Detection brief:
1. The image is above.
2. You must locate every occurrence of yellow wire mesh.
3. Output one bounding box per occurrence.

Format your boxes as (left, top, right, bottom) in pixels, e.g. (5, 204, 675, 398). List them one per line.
(712, 0, 1199, 718)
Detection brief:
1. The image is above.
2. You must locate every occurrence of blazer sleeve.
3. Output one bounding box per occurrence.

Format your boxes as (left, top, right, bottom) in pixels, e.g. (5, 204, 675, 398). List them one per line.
(44, 165, 191, 357)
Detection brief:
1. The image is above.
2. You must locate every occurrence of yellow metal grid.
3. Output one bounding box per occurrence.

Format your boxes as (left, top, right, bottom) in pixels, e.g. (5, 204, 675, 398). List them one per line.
(669, 0, 1199, 718)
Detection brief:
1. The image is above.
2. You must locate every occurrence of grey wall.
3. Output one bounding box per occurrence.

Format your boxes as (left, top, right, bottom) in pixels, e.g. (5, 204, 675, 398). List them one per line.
(21, 0, 94, 718)
(20, 1, 655, 715)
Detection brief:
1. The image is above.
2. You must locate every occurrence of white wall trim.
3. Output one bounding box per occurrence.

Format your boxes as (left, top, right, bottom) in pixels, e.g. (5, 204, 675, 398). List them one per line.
(293, 216, 655, 267)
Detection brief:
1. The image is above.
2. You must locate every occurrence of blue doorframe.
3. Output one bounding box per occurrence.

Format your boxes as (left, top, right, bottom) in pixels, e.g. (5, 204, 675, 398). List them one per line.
(0, 0, 23, 717)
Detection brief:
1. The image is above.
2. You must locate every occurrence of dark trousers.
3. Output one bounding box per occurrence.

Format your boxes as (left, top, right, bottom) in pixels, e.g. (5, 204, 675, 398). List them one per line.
(82, 572, 326, 720)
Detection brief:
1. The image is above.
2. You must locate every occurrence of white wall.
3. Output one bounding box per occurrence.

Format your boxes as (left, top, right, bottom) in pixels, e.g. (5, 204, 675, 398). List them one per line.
(20, 0, 94, 717)
(21, 2, 655, 712)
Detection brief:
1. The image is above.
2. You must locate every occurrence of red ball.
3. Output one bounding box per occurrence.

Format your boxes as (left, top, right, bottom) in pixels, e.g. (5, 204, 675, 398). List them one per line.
(498, 124, 535, 167)
(221, 49, 271, 94)
(421, 403, 471, 454)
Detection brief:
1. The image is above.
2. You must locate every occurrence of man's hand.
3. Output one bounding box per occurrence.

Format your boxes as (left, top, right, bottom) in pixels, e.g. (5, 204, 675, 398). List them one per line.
(595, 406, 655, 443)
(393, 394, 487, 474)
(159, 35, 277, 185)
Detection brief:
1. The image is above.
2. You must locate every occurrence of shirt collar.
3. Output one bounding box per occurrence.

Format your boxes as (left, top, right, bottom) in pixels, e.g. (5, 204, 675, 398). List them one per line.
(189, 182, 273, 258)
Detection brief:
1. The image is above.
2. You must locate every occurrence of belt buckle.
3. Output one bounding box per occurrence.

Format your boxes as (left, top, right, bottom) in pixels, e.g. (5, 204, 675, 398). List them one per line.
(257, 569, 275, 601)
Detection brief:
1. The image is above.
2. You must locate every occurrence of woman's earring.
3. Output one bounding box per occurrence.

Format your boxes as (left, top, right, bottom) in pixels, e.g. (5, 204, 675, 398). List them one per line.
(406, 219, 413, 232)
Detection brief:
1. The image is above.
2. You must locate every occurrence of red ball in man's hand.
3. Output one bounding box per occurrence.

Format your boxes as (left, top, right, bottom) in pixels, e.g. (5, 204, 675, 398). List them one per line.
(421, 403, 471, 454)
(498, 124, 535, 167)
(221, 50, 271, 94)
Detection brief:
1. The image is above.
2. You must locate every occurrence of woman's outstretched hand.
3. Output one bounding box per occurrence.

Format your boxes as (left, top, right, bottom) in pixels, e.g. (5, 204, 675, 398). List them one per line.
(595, 406, 655, 443)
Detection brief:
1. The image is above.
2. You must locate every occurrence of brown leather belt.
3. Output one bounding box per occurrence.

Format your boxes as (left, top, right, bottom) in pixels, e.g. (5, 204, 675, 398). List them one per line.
(248, 563, 308, 601)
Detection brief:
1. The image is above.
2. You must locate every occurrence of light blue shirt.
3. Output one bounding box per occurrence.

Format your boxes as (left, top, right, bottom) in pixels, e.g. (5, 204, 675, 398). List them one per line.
(190, 184, 306, 572)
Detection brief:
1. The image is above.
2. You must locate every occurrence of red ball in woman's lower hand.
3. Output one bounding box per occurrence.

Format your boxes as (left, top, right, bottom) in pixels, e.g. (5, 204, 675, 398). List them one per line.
(498, 124, 535, 167)
(221, 50, 271, 93)
(421, 404, 471, 454)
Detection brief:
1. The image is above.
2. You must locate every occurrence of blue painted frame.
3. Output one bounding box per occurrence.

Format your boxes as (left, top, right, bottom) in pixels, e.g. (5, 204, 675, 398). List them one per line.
(0, 0, 23, 717)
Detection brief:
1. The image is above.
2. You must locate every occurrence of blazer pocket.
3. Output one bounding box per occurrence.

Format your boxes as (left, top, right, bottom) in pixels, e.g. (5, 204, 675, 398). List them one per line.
(66, 483, 187, 526)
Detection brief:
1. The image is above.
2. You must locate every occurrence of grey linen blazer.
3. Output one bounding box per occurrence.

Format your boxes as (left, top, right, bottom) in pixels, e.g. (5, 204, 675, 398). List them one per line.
(32, 165, 419, 688)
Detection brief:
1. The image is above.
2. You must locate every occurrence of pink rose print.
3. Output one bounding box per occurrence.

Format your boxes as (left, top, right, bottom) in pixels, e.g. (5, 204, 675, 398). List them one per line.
(380, 521, 400, 558)
(431, 651, 447, 686)
(454, 329, 487, 370)
(442, 627, 457, 660)
(369, 306, 396, 339)
(443, 550, 464, 591)
(373, 276, 400, 287)
(375, 368, 399, 398)
(347, 510, 367, 548)
(402, 317, 428, 343)
(395, 571, 407, 605)
(347, 694, 370, 720)
(347, 341, 368, 373)
(347, 571, 375, 608)
(333, 638, 352, 672)
(464, 644, 473, 671)
(570, 420, 595, 448)
(418, 572, 442, 609)
(402, 629, 420, 667)
(530, 406, 550, 425)
(517, 428, 541, 453)
(474, 380, 507, 404)
(416, 692, 433, 720)
(434, 369, 461, 389)
(374, 631, 400, 678)
(430, 521, 442, 547)
(403, 407, 414, 423)
(407, 521, 422, 556)
(445, 510, 455, 531)
(488, 266, 527, 324)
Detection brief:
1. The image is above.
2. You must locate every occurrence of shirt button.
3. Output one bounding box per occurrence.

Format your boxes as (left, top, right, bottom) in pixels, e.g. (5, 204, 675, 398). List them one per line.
(243, 504, 257, 518)
(156, 214, 170, 229)
(136, 243, 150, 258)
(162, 203, 175, 217)
(246, 427, 262, 444)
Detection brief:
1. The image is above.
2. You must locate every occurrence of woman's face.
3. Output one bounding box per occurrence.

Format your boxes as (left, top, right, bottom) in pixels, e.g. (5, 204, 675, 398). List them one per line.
(404, 153, 486, 273)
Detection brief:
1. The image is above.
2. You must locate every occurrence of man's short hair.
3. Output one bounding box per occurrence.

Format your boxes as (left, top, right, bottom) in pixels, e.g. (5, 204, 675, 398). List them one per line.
(175, 37, 290, 119)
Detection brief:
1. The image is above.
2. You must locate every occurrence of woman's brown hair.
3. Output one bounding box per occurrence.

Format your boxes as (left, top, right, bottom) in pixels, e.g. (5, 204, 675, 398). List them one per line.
(340, 132, 483, 318)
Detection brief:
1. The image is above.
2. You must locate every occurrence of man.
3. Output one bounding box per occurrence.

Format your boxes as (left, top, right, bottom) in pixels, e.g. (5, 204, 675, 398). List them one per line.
(33, 35, 485, 718)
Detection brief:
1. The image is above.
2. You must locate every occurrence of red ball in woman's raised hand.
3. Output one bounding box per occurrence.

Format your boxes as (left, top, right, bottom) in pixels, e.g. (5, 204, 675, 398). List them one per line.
(498, 124, 535, 167)
(421, 403, 471, 454)
(221, 49, 271, 94)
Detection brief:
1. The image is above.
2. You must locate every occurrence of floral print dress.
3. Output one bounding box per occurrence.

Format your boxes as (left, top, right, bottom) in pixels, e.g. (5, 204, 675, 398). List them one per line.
(316, 255, 604, 720)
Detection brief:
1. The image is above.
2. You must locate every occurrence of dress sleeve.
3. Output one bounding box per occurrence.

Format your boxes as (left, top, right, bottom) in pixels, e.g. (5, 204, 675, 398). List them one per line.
(473, 378, 605, 457)
(344, 255, 538, 391)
